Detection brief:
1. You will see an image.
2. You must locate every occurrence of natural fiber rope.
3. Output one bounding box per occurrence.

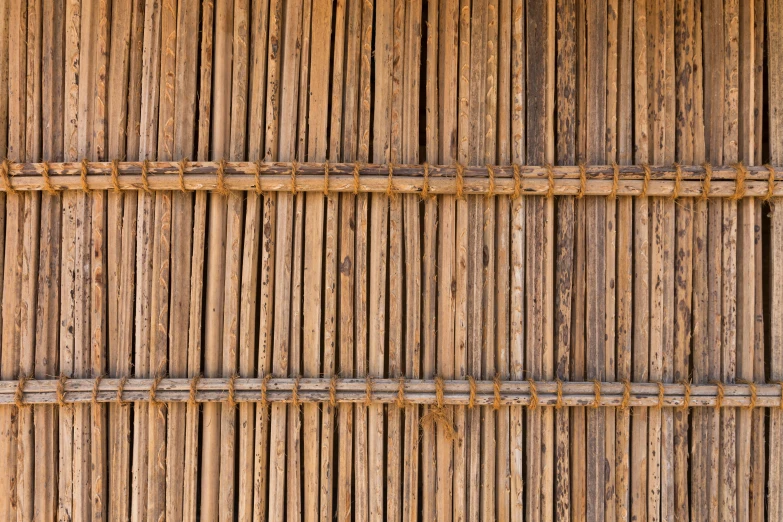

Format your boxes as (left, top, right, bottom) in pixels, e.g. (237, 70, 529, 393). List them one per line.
(577, 163, 587, 199)
(609, 162, 619, 200)
(323, 161, 330, 196)
(352, 162, 360, 195)
(493, 374, 502, 410)
(397, 376, 406, 409)
(467, 375, 477, 409)
(329, 375, 338, 409)
(260, 373, 271, 412)
(254, 160, 264, 195)
(178, 158, 189, 193)
(141, 159, 151, 194)
(527, 378, 538, 411)
(455, 163, 465, 200)
(57, 374, 68, 408)
(150, 374, 164, 409)
(291, 161, 299, 196)
(215, 159, 229, 196)
(764, 164, 777, 201)
(671, 163, 683, 200)
(731, 163, 747, 200)
(620, 379, 631, 410)
(188, 374, 201, 405)
(91, 375, 103, 409)
(555, 378, 564, 410)
(292, 375, 301, 410)
(1, 159, 15, 194)
(420, 375, 457, 440)
(81, 158, 91, 193)
(656, 382, 665, 409)
(110, 159, 121, 193)
(679, 380, 691, 412)
(738, 379, 757, 410)
(42, 161, 57, 195)
(713, 380, 725, 409)
(14, 375, 30, 409)
(701, 163, 713, 200)
(512, 164, 522, 199)
(545, 164, 555, 199)
(641, 164, 652, 198)
(117, 376, 129, 407)
(421, 162, 430, 200)
(386, 164, 397, 200)
(486, 165, 496, 199)
(592, 380, 601, 408)
(779, 382, 783, 411)
(226, 374, 238, 409)
(364, 375, 374, 407)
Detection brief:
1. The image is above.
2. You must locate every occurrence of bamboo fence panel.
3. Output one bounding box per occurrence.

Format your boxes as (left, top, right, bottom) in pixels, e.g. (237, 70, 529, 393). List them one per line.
(1, 1, 783, 521)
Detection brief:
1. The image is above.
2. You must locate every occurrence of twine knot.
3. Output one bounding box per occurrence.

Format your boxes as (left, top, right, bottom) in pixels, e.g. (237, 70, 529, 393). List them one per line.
(641, 164, 651, 198)
(512, 164, 522, 200)
(527, 378, 538, 411)
(420, 375, 456, 441)
(1, 158, 15, 194)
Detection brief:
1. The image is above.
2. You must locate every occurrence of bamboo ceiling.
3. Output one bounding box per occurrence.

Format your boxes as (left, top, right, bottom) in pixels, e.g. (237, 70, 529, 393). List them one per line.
(2, 0, 783, 521)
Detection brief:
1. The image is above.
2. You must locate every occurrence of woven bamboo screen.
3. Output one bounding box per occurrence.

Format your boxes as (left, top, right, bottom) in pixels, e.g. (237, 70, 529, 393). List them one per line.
(2, 0, 783, 521)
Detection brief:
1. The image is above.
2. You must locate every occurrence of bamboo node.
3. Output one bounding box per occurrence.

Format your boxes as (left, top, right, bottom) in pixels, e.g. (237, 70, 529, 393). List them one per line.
(227, 374, 238, 409)
(486, 165, 496, 199)
(620, 379, 631, 410)
(592, 380, 601, 408)
(215, 159, 229, 196)
(117, 376, 128, 407)
(577, 163, 587, 198)
(292, 375, 301, 410)
(14, 375, 31, 409)
(555, 378, 564, 409)
(386, 164, 397, 200)
(353, 162, 361, 195)
(396, 377, 406, 409)
(641, 164, 651, 198)
(1, 159, 15, 194)
(330, 375, 338, 409)
(764, 164, 777, 201)
(110, 159, 121, 193)
(57, 374, 68, 409)
(455, 163, 465, 200)
(493, 374, 502, 410)
(679, 380, 691, 412)
(609, 162, 619, 200)
(656, 382, 665, 409)
(364, 375, 374, 407)
(323, 161, 330, 196)
(420, 375, 457, 441)
(42, 161, 57, 195)
(738, 379, 757, 410)
(141, 159, 152, 194)
(291, 161, 299, 196)
(421, 162, 431, 200)
(81, 159, 91, 194)
(545, 163, 555, 198)
(712, 380, 725, 409)
(178, 158, 189, 193)
(467, 376, 477, 409)
(701, 163, 713, 200)
(671, 163, 682, 200)
(512, 164, 522, 199)
(731, 163, 747, 200)
(527, 378, 538, 411)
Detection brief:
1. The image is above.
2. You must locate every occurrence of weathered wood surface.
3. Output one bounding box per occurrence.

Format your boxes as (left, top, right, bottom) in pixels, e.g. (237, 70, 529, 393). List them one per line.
(0, 1, 779, 520)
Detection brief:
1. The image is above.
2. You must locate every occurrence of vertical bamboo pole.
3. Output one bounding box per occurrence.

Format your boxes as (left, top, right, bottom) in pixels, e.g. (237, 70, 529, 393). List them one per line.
(336, 0, 360, 519)
(422, 1, 438, 519)
(0, 0, 6, 161)
(35, 2, 64, 520)
(554, 0, 575, 519)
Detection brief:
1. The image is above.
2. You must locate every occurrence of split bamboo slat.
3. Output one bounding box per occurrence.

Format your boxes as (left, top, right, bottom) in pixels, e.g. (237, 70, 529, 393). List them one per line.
(2, 1, 783, 521)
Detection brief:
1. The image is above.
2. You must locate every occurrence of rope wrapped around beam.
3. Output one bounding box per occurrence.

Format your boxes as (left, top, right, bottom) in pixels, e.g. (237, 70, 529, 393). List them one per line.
(0, 161, 780, 198)
(3, 376, 781, 409)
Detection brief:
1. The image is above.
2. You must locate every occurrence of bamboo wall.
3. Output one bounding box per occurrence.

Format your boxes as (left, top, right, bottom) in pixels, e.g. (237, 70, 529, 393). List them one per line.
(1, 0, 783, 521)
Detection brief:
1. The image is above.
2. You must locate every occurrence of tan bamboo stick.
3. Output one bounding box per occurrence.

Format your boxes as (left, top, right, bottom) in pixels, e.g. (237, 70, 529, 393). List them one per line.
(295, 0, 312, 163)
(0, 0, 6, 161)
(34, 2, 64, 519)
